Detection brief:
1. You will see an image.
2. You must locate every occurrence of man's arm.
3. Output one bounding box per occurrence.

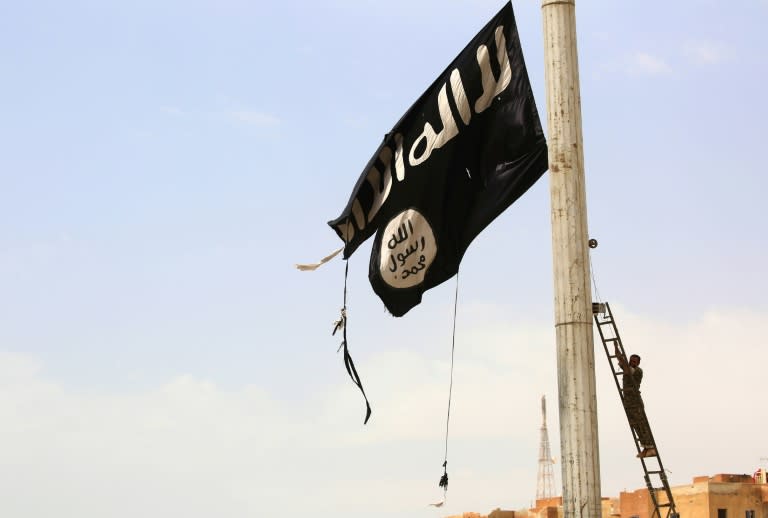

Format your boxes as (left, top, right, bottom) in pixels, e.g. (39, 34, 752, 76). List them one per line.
(615, 345, 629, 371)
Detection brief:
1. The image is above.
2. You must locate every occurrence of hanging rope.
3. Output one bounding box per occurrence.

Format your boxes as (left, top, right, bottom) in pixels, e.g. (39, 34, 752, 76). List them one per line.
(438, 271, 460, 498)
(332, 226, 371, 425)
(588, 248, 603, 304)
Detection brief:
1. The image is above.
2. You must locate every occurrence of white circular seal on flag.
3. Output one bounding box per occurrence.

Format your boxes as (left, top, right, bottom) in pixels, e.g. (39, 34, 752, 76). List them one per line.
(379, 208, 437, 289)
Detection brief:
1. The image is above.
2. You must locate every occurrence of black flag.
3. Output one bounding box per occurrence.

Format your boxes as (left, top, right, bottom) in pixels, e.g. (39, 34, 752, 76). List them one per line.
(328, 2, 548, 317)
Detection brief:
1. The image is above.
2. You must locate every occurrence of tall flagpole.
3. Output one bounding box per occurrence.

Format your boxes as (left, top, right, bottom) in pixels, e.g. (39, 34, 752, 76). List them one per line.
(541, 1, 601, 517)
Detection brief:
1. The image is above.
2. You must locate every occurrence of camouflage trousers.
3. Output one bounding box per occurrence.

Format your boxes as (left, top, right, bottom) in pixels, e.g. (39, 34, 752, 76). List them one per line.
(625, 395, 654, 447)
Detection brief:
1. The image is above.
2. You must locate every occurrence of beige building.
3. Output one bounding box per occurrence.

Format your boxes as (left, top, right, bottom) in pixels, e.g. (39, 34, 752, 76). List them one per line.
(447, 473, 768, 518)
(619, 473, 768, 518)
(445, 510, 516, 518)
(445, 496, 613, 518)
(527, 496, 616, 518)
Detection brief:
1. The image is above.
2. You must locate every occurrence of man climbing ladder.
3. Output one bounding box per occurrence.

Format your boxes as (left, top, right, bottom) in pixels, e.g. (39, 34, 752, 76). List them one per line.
(616, 349, 656, 458)
(593, 302, 678, 518)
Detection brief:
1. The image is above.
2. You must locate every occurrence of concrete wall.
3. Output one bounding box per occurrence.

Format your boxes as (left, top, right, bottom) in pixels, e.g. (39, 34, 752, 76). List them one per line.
(445, 509, 517, 518)
(706, 479, 765, 518)
(619, 487, 654, 518)
(669, 479, 710, 518)
(530, 496, 563, 518)
(603, 497, 620, 517)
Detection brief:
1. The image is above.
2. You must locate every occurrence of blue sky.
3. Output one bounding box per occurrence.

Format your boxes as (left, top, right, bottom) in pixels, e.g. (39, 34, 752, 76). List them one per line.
(1, 1, 767, 517)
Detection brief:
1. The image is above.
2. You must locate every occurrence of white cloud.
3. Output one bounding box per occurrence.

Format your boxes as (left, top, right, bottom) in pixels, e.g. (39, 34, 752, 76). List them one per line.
(1, 305, 766, 518)
(627, 52, 672, 76)
(229, 110, 281, 126)
(683, 40, 728, 65)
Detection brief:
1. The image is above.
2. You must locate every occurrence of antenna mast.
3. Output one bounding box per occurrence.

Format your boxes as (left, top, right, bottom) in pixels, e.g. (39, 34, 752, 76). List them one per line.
(536, 395, 557, 500)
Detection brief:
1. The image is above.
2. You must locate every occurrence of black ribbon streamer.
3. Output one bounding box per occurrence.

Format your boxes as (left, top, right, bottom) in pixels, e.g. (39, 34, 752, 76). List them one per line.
(335, 260, 371, 424)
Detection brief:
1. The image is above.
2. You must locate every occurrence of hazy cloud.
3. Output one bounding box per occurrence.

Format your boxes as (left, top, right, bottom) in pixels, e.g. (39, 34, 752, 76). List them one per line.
(229, 110, 281, 126)
(683, 40, 728, 65)
(627, 52, 672, 76)
(1, 306, 766, 518)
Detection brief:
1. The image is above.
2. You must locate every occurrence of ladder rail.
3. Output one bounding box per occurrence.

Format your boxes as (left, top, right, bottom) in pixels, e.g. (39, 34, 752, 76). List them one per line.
(594, 302, 678, 518)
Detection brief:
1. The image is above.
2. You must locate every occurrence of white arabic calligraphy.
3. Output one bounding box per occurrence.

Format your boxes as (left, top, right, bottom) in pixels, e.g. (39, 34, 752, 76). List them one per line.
(378, 209, 437, 289)
(334, 24, 513, 244)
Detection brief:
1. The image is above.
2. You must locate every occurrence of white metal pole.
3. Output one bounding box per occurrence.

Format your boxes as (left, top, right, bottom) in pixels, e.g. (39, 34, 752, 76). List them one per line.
(540, 1, 601, 517)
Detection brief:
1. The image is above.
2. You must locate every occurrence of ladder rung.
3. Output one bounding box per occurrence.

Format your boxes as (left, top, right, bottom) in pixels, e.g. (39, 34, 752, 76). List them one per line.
(647, 470, 664, 475)
(604, 338, 619, 343)
(597, 319, 614, 325)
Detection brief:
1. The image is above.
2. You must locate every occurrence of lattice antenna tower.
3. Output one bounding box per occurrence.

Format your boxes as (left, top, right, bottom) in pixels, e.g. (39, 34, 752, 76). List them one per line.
(536, 395, 557, 500)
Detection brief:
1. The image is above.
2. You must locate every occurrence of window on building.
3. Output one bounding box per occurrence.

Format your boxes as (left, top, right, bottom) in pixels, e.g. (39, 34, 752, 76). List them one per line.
(717, 509, 727, 518)
(745, 510, 755, 518)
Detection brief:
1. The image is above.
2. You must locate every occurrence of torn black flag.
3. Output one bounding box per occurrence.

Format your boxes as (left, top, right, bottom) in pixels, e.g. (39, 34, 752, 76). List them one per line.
(328, 2, 548, 317)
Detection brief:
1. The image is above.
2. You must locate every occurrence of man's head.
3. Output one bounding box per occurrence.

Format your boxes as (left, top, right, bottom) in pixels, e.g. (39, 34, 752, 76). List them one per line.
(629, 354, 641, 367)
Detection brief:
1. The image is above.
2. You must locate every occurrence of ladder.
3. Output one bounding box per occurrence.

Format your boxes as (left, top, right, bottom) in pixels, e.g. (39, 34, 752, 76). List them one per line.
(593, 302, 678, 518)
